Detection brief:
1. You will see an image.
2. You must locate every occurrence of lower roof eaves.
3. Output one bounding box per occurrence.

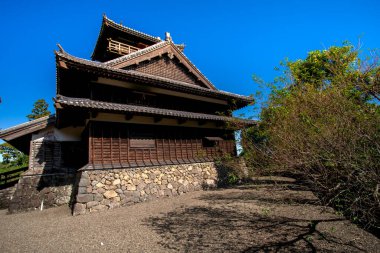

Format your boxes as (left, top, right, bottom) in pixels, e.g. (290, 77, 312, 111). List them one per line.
(54, 95, 256, 127)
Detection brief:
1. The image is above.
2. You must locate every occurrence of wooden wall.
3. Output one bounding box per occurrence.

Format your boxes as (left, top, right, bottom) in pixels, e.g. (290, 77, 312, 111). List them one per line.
(89, 121, 236, 167)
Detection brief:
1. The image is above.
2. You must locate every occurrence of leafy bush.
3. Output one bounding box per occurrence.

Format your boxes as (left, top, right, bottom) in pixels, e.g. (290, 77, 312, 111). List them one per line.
(0, 143, 29, 172)
(243, 43, 380, 232)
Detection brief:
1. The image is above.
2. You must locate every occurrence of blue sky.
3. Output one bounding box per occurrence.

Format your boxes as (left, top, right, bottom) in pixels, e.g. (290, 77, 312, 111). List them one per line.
(0, 0, 379, 131)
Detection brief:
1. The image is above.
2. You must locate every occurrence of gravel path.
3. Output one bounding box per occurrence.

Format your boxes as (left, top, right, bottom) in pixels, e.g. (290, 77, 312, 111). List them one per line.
(0, 177, 379, 252)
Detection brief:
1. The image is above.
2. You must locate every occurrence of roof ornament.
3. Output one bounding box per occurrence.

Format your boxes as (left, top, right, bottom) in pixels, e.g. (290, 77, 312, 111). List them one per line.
(57, 44, 65, 53)
(165, 32, 172, 42)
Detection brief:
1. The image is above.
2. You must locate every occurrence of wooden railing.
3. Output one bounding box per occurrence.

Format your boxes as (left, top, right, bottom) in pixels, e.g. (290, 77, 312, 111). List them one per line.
(0, 167, 28, 188)
(107, 39, 140, 55)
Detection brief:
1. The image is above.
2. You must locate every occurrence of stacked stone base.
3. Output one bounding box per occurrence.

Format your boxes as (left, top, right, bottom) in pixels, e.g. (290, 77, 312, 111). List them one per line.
(9, 173, 74, 213)
(74, 162, 218, 215)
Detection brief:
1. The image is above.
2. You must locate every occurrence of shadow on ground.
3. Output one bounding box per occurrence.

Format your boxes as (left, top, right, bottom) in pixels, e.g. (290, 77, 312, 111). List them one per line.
(144, 179, 371, 252)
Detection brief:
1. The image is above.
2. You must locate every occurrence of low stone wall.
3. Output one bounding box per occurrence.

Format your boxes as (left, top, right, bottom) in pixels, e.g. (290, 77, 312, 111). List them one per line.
(73, 162, 218, 215)
(9, 140, 75, 213)
(9, 173, 75, 213)
(0, 186, 16, 209)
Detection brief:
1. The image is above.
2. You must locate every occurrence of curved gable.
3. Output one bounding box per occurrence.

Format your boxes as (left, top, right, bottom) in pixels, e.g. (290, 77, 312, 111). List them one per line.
(123, 54, 208, 88)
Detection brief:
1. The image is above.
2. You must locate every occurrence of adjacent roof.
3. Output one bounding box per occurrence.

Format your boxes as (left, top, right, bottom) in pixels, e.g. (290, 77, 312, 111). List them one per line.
(54, 95, 256, 125)
(0, 115, 55, 141)
(56, 50, 253, 107)
(104, 40, 216, 90)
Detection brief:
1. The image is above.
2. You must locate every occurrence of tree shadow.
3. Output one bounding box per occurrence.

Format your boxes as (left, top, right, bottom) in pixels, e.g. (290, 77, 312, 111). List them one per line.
(199, 187, 321, 206)
(144, 205, 365, 252)
(144, 175, 370, 252)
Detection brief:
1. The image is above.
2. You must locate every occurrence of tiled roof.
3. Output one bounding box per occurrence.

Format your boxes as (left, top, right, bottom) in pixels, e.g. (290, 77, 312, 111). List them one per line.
(169, 41, 216, 90)
(104, 15, 162, 43)
(56, 50, 253, 105)
(101, 16, 185, 49)
(55, 95, 256, 125)
(0, 115, 55, 141)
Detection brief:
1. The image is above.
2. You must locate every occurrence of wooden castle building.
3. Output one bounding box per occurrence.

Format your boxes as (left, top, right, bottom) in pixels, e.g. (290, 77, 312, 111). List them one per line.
(0, 15, 254, 214)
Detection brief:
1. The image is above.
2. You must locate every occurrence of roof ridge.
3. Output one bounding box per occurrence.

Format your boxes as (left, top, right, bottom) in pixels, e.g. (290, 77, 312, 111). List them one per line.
(104, 15, 161, 43)
(104, 41, 169, 66)
(168, 41, 216, 90)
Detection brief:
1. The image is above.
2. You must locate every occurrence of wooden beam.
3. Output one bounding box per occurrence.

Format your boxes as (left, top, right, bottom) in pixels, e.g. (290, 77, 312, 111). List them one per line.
(91, 111, 98, 118)
(125, 114, 134, 121)
(216, 121, 224, 127)
(198, 120, 206, 126)
(154, 117, 163, 123)
(178, 119, 187, 125)
(58, 60, 68, 69)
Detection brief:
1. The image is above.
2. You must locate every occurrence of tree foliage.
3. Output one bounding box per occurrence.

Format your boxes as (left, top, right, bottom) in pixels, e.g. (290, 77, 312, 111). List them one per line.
(0, 143, 28, 168)
(26, 99, 50, 121)
(243, 43, 380, 232)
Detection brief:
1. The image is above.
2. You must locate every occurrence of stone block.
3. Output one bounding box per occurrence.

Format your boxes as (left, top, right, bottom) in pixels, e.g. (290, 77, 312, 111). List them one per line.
(90, 204, 107, 212)
(97, 188, 106, 194)
(77, 194, 94, 203)
(109, 202, 120, 209)
(81, 172, 89, 179)
(86, 201, 99, 208)
(137, 182, 146, 190)
(112, 179, 121, 185)
(78, 178, 89, 187)
(101, 199, 111, 206)
(103, 190, 118, 199)
(94, 193, 103, 202)
(127, 185, 136, 191)
(206, 179, 216, 186)
(96, 182, 105, 188)
(125, 191, 134, 199)
(73, 203, 86, 216)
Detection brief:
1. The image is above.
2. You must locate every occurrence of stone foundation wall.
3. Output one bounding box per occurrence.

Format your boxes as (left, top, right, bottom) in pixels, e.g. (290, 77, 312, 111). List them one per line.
(73, 162, 218, 215)
(0, 186, 16, 209)
(8, 140, 75, 213)
(9, 174, 74, 212)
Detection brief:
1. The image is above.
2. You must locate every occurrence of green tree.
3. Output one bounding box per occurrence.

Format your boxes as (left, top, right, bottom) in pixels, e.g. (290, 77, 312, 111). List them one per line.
(26, 99, 50, 121)
(244, 43, 380, 232)
(0, 143, 28, 166)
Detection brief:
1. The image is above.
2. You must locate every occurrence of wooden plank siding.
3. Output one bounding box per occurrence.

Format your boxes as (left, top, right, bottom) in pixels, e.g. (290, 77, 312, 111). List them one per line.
(89, 121, 236, 166)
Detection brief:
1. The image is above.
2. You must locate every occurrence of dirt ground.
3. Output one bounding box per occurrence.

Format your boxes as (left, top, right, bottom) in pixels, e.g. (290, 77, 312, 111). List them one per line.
(0, 177, 379, 253)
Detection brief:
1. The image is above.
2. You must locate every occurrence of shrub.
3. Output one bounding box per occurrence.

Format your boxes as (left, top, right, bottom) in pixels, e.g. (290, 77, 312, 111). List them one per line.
(243, 43, 380, 232)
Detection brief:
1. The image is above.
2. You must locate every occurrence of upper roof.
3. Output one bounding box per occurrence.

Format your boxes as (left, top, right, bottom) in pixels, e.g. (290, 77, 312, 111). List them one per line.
(92, 15, 185, 62)
(55, 49, 253, 107)
(92, 15, 161, 60)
